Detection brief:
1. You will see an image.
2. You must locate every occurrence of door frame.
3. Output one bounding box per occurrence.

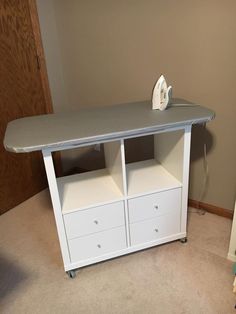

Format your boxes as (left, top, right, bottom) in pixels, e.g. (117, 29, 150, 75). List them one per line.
(28, 0, 53, 114)
(28, 0, 62, 176)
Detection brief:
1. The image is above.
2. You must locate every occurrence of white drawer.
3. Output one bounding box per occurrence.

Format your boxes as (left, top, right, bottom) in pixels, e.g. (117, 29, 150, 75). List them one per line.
(128, 188, 181, 223)
(130, 211, 180, 246)
(68, 226, 127, 262)
(64, 201, 125, 239)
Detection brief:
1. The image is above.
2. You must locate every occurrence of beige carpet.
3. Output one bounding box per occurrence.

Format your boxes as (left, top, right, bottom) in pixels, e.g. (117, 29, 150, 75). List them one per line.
(0, 190, 235, 314)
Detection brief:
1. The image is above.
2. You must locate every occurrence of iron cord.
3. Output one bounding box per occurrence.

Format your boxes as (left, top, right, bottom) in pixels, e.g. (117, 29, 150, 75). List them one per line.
(189, 123, 209, 215)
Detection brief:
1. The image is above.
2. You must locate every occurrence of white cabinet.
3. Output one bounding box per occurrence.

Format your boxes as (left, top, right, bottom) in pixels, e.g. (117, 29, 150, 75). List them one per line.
(4, 100, 214, 276)
(42, 127, 191, 273)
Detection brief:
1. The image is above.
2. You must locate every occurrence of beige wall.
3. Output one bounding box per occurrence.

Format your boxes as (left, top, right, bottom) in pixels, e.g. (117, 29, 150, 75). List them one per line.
(37, 0, 236, 210)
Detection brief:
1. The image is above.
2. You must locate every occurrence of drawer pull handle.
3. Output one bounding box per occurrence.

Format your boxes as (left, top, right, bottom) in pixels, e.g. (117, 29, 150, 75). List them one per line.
(97, 244, 101, 248)
(154, 205, 159, 210)
(154, 228, 159, 233)
(94, 220, 99, 224)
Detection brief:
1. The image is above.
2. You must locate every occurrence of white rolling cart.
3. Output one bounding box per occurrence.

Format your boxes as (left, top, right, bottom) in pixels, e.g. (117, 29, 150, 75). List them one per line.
(4, 100, 214, 278)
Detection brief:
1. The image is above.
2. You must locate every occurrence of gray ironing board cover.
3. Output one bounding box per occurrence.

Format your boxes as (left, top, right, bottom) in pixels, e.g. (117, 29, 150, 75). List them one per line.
(4, 100, 215, 153)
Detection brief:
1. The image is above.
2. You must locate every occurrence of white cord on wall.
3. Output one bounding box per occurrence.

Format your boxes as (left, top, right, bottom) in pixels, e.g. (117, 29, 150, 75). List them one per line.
(189, 123, 209, 215)
(153, 92, 210, 215)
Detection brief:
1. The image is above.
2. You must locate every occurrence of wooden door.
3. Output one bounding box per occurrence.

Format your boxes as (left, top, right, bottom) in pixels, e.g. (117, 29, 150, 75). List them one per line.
(0, 0, 54, 214)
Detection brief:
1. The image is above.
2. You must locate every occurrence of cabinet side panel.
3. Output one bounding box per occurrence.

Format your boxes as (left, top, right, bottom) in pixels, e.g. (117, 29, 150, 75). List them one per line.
(120, 139, 131, 246)
(154, 129, 184, 182)
(180, 126, 192, 233)
(42, 150, 71, 267)
(104, 141, 124, 194)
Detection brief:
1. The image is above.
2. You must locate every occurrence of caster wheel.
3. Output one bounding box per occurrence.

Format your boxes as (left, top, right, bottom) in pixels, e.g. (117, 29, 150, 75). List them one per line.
(180, 237, 187, 244)
(67, 270, 76, 279)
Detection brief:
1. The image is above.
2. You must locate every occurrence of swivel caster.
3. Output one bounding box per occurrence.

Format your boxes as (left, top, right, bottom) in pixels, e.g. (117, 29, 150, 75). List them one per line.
(180, 237, 187, 244)
(67, 270, 76, 279)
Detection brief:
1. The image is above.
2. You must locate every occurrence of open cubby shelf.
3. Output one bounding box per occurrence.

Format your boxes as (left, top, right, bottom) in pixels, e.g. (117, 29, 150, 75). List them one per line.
(56, 129, 185, 213)
(57, 169, 124, 214)
(126, 159, 182, 197)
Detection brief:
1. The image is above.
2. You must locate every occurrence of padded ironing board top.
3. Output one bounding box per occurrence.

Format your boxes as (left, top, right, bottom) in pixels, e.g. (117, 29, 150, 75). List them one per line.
(4, 99, 215, 153)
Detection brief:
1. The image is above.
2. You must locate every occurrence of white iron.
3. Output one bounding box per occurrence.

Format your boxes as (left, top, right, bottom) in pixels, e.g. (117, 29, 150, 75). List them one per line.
(152, 75, 172, 111)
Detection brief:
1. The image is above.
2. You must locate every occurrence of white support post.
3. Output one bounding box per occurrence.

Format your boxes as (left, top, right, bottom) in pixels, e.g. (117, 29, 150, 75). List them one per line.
(120, 139, 131, 246)
(42, 150, 71, 268)
(180, 125, 192, 234)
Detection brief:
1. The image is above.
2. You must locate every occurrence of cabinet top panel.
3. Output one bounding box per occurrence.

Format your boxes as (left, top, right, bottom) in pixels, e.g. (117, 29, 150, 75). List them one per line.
(4, 99, 214, 153)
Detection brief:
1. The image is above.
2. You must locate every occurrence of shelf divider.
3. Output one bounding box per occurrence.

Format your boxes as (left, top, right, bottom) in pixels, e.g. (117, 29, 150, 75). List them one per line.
(104, 140, 124, 195)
